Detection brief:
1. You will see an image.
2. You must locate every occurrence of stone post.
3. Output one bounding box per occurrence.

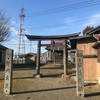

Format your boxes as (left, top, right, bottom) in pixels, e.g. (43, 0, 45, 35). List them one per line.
(36, 40, 41, 78)
(4, 49, 13, 95)
(62, 39, 68, 78)
(76, 50, 84, 97)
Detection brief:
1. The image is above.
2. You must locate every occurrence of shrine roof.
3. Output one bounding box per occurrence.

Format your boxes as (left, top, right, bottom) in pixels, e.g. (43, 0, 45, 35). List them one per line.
(25, 32, 80, 41)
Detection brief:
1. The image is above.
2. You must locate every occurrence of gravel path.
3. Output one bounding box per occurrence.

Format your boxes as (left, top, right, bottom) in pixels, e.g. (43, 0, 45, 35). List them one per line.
(0, 64, 100, 100)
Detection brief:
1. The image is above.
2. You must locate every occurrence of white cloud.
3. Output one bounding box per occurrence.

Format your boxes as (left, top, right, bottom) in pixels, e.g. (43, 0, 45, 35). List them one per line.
(10, 19, 19, 27)
(10, 27, 18, 35)
(65, 17, 74, 25)
(84, 13, 100, 26)
(11, 20, 17, 25)
(28, 25, 33, 28)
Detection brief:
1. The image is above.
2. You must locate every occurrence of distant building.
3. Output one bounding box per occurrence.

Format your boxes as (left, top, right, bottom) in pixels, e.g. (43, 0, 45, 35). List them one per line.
(0, 44, 8, 65)
(45, 40, 71, 64)
(41, 51, 52, 63)
(25, 52, 36, 64)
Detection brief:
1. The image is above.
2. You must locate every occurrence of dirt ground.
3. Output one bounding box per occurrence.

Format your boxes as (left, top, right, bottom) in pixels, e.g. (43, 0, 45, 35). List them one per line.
(0, 64, 100, 100)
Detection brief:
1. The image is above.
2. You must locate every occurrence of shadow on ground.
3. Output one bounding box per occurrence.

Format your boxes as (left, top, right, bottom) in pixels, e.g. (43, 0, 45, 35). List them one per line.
(41, 65, 63, 70)
(0, 64, 36, 71)
(42, 73, 63, 78)
(85, 92, 100, 97)
(12, 86, 76, 95)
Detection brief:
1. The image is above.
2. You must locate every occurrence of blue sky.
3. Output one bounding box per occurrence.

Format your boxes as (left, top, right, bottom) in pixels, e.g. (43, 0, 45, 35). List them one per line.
(1, 0, 100, 55)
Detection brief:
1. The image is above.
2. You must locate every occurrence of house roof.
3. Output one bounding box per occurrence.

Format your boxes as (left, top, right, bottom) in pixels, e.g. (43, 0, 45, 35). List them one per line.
(53, 40, 63, 43)
(69, 35, 92, 40)
(70, 35, 97, 49)
(45, 43, 71, 52)
(85, 25, 100, 35)
(70, 26, 100, 40)
(92, 41, 100, 49)
(69, 26, 100, 50)
(0, 44, 8, 50)
(25, 52, 37, 56)
(93, 34, 100, 41)
(46, 46, 63, 51)
(25, 32, 80, 40)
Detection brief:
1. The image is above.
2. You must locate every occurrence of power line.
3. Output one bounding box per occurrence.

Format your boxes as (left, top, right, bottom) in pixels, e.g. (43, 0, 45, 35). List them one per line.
(11, 12, 100, 34)
(27, 0, 100, 17)
(27, 16, 100, 30)
(11, 0, 100, 19)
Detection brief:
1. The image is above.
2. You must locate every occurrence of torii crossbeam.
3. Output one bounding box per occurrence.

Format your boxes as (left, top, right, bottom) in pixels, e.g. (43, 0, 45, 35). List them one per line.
(25, 32, 80, 78)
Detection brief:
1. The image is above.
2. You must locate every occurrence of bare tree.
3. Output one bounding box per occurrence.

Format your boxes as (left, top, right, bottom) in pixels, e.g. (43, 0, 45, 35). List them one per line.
(83, 26, 94, 35)
(0, 9, 10, 44)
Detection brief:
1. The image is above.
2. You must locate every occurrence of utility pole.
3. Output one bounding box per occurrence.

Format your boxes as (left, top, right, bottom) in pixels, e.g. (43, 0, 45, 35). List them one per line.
(18, 8, 25, 63)
(30, 41, 32, 53)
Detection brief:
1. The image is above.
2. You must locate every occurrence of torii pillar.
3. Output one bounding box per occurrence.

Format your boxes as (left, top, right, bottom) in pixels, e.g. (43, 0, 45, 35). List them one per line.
(36, 40, 42, 78)
(62, 39, 68, 78)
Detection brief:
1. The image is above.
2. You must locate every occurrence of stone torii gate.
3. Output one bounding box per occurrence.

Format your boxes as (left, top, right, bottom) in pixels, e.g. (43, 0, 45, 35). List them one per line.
(25, 33, 80, 78)
(4, 32, 84, 97)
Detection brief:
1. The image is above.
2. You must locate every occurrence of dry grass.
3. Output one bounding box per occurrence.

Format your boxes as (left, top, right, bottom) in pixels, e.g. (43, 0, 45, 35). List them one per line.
(0, 63, 100, 100)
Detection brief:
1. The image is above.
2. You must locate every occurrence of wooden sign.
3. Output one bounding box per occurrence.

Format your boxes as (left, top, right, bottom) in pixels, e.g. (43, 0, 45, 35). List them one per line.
(76, 50, 84, 97)
(4, 49, 13, 95)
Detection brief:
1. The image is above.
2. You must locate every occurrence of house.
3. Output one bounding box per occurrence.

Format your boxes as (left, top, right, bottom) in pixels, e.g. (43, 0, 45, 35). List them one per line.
(45, 40, 63, 64)
(25, 52, 36, 64)
(70, 25, 100, 84)
(40, 51, 52, 63)
(44, 25, 100, 84)
(0, 44, 8, 65)
(45, 40, 72, 64)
